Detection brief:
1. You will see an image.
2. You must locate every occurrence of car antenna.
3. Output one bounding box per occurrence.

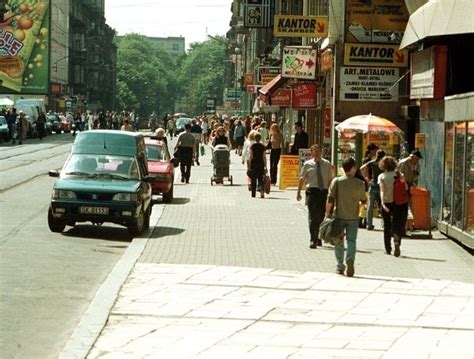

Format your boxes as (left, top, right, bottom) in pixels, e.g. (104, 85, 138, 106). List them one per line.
(103, 133, 107, 149)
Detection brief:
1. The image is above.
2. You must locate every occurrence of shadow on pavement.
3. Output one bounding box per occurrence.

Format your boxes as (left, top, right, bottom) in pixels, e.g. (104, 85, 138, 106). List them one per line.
(62, 225, 133, 242)
(354, 275, 413, 283)
(150, 226, 185, 238)
(400, 255, 446, 262)
(164, 197, 190, 205)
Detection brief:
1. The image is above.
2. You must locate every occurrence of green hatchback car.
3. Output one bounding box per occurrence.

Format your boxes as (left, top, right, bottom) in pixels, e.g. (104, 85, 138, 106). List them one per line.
(48, 130, 154, 236)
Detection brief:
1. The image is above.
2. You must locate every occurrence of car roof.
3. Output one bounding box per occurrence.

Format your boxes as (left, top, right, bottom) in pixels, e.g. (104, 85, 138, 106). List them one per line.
(144, 138, 165, 146)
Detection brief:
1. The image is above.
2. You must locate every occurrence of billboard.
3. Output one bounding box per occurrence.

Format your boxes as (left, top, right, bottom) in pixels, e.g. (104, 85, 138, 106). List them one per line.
(282, 46, 317, 80)
(273, 15, 328, 38)
(0, 0, 50, 94)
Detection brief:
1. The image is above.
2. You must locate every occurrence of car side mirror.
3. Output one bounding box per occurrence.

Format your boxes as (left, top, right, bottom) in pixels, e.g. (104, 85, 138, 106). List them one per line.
(48, 170, 60, 177)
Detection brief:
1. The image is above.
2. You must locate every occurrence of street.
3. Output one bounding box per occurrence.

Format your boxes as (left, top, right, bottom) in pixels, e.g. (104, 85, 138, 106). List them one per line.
(0, 134, 132, 359)
(1, 134, 473, 359)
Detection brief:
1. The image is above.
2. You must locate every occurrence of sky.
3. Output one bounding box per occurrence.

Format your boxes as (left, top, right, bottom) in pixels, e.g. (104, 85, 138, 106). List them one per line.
(105, 0, 233, 48)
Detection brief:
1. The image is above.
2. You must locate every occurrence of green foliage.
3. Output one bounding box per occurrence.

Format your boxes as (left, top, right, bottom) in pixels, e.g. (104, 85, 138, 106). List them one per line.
(115, 34, 228, 118)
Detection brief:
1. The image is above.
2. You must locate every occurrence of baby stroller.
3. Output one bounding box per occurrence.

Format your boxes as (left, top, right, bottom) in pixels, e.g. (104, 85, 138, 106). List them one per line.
(211, 144, 233, 185)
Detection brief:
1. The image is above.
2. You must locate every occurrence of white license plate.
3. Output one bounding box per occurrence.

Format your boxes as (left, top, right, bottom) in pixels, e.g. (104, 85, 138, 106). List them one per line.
(79, 206, 109, 215)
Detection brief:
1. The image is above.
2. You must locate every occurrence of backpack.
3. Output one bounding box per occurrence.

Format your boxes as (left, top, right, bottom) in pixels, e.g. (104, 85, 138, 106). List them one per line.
(393, 171, 410, 205)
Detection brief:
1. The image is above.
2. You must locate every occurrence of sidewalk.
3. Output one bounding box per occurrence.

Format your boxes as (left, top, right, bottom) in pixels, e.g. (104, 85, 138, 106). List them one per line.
(62, 141, 474, 358)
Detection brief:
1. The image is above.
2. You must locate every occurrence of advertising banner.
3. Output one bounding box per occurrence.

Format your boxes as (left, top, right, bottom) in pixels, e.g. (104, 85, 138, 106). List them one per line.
(345, 0, 408, 44)
(344, 43, 408, 67)
(273, 15, 328, 38)
(282, 46, 317, 80)
(244, 0, 273, 28)
(270, 88, 291, 107)
(257, 66, 280, 85)
(339, 66, 399, 102)
(292, 83, 317, 108)
(279, 155, 299, 189)
(0, 0, 50, 94)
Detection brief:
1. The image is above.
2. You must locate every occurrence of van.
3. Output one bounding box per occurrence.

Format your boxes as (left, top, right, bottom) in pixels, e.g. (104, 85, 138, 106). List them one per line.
(47, 130, 155, 236)
(15, 98, 46, 115)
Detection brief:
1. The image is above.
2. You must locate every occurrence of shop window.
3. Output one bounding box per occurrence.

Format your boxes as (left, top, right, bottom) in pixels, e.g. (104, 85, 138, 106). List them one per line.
(466, 122, 474, 234)
(442, 123, 453, 222)
(453, 123, 466, 229)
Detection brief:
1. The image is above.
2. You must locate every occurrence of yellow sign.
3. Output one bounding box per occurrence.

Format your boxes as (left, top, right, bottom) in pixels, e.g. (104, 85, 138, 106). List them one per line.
(415, 133, 426, 149)
(279, 155, 300, 190)
(274, 15, 328, 38)
(344, 43, 408, 67)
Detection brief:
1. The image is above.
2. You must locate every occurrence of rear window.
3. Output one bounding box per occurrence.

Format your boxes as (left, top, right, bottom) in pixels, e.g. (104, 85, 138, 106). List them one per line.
(146, 144, 166, 161)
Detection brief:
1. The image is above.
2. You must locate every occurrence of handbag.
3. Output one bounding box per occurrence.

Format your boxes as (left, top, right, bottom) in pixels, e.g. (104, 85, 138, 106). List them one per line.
(264, 175, 271, 194)
(319, 217, 343, 246)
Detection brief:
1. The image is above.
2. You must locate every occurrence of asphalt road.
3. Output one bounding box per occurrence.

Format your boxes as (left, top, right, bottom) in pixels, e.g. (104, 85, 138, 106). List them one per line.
(0, 133, 132, 358)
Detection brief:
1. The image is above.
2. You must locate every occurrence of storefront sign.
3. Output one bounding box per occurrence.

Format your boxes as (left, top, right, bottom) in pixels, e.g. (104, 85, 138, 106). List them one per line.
(344, 43, 408, 67)
(244, 0, 273, 28)
(270, 88, 291, 107)
(282, 46, 317, 80)
(298, 149, 312, 172)
(340, 66, 399, 102)
(415, 133, 426, 149)
(324, 107, 332, 139)
(257, 66, 280, 84)
(0, 0, 50, 94)
(273, 15, 328, 37)
(345, 0, 408, 44)
(279, 155, 300, 189)
(292, 83, 317, 108)
(410, 45, 447, 99)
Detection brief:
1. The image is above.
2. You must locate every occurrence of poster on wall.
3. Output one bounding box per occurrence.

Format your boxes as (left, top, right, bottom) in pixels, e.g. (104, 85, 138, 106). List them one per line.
(345, 0, 408, 44)
(0, 0, 50, 94)
(339, 66, 399, 102)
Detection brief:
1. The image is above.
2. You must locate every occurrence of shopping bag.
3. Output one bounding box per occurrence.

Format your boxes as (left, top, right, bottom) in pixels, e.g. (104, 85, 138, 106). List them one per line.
(200, 145, 205, 156)
(264, 175, 271, 194)
(319, 217, 343, 246)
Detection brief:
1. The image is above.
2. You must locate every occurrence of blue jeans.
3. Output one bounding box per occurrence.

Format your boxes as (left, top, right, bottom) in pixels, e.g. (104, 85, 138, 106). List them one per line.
(334, 219, 359, 271)
(366, 183, 380, 227)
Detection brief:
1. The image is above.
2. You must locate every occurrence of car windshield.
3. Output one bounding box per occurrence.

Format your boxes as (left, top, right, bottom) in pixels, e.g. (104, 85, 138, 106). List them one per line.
(176, 118, 190, 127)
(145, 144, 166, 161)
(47, 115, 57, 121)
(0, 117, 6, 125)
(62, 154, 140, 180)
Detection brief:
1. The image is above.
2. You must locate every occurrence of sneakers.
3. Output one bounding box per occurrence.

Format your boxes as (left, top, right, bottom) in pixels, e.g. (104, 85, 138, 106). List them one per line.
(346, 258, 354, 277)
(394, 242, 401, 257)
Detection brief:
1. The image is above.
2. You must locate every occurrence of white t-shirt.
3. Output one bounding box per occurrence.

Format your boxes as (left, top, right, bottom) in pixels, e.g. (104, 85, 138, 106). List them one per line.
(378, 171, 396, 203)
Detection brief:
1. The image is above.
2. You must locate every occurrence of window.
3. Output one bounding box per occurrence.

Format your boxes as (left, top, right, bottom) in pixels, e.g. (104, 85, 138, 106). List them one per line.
(172, 43, 179, 51)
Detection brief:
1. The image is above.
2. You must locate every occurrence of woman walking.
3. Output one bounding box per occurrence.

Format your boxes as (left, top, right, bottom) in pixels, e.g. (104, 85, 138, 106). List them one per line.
(378, 156, 409, 257)
(248, 132, 267, 198)
(233, 120, 246, 156)
(268, 123, 284, 185)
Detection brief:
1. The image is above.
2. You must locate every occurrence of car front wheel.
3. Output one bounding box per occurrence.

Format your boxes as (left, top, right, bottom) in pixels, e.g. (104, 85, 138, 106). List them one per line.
(128, 207, 145, 236)
(48, 208, 66, 233)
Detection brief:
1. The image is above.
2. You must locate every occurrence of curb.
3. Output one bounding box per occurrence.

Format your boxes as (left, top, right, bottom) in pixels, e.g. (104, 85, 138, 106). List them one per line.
(59, 206, 164, 359)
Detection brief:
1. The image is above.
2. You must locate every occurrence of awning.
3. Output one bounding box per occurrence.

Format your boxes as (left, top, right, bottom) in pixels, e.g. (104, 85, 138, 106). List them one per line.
(258, 74, 287, 97)
(400, 0, 474, 49)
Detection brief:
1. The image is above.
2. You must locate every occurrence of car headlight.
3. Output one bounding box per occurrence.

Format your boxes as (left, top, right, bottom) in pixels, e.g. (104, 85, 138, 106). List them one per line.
(112, 193, 138, 202)
(52, 190, 77, 199)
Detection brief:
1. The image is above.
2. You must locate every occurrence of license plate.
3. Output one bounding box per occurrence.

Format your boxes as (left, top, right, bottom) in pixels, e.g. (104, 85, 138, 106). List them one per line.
(79, 206, 109, 215)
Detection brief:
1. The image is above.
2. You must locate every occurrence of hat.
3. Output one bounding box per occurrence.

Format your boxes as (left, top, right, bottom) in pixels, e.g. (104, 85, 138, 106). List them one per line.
(411, 149, 423, 159)
(367, 143, 379, 151)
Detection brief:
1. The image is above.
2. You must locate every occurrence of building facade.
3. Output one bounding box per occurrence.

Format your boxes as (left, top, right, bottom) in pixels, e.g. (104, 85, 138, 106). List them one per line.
(148, 37, 186, 57)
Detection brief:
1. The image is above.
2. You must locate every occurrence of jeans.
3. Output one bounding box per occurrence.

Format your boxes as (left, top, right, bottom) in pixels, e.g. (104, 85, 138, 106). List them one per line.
(250, 173, 264, 197)
(334, 219, 359, 271)
(366, 183, 381, 227)
(381, 202, 408, 253)
(306, 188, 327, 242)
(270, 148, 281, 184)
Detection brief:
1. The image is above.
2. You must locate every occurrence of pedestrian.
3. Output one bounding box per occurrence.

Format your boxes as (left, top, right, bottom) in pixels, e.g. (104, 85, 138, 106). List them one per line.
(16, 111, 28, 145)
(378, 155, 409, 257)
(268, 123, 284, 185)
(233, 120, 245, 156)
(360, 149, 386, 230)
(325, 157, 367, 277)
(190, 119, 203, 165)
(175, 123, 195, 184)
(201, 117, 209, 144)
(290, 121, 309, 155)
(296, 144, 335, 249)
(258, 121, 269, 147)
(72, 112, 81, 136)
(120, 119, 133, 131)
(247, 132, 267, 198)
(8, 108, 17, 144)
(211, 126, 231, 148)
(167, 117, 175, 138)
(37, 112, 46, 140)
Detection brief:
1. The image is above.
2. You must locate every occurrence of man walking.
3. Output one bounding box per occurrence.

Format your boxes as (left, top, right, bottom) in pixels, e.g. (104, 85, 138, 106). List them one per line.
(290, 121, 309, 155)
(297, 144, 334, 249)
(175, 123, 195, 184)
(325, 157, 367, 277)
(190, 119, 202, 165)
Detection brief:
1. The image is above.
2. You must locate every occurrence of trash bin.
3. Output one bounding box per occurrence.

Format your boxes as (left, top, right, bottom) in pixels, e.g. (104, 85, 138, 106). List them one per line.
(410, 187, 431, 230)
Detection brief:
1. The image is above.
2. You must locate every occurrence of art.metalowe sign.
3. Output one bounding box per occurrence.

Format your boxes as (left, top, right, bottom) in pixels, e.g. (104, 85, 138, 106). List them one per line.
(292, 83, 317, 108)
(244, 0, 273, 28)
(339, 66, 399, 102)
(282, 46, 317, 80)
(273, 15, 328, 37)
(344, 44, 408, 67)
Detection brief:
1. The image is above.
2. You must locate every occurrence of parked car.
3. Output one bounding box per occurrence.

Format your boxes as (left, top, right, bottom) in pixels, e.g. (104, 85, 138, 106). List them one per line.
(0, 115, 9, 141)
(46, 113, 60, 134)
(47, 130, 155, 236)
(175, 117, 192, 135)
(144, 137, 175, 203)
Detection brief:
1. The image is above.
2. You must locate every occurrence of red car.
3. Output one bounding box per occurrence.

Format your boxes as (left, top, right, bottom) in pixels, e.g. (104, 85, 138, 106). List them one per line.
(145, 138, 175, 203)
